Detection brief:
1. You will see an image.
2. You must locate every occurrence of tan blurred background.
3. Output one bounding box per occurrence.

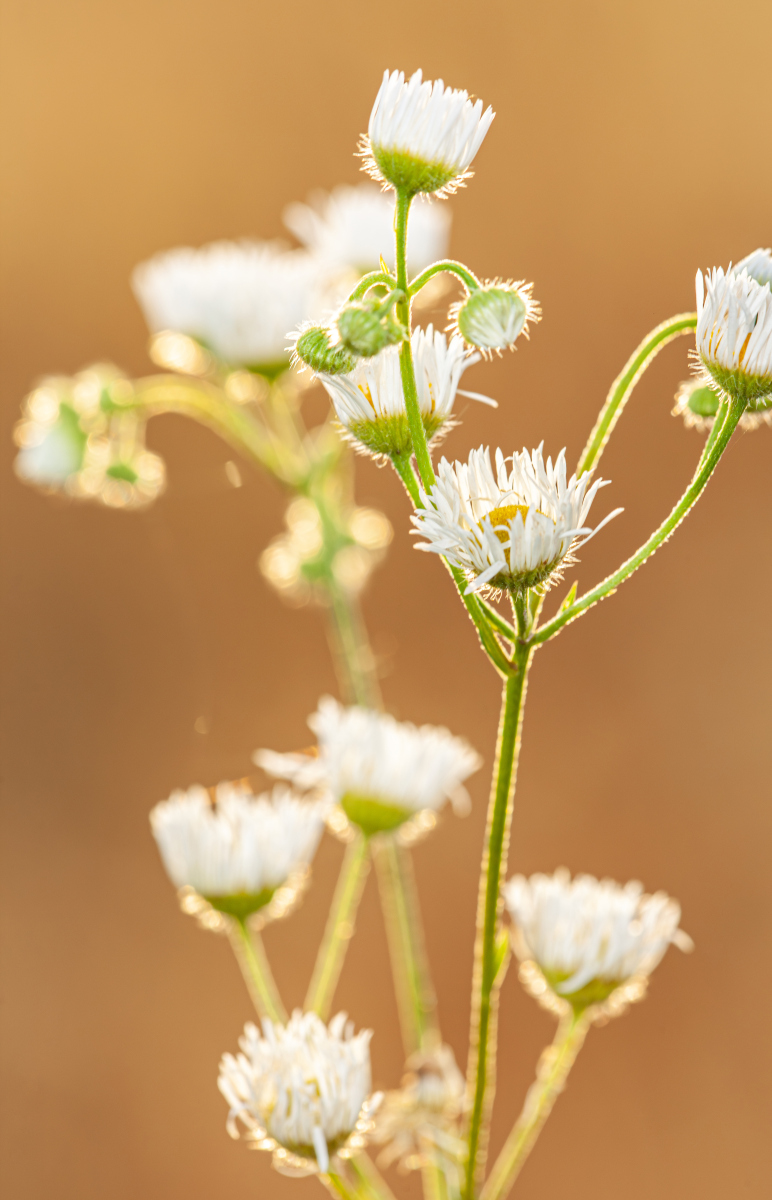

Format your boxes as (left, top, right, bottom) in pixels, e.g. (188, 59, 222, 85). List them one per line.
(2, 1, 772, 1196)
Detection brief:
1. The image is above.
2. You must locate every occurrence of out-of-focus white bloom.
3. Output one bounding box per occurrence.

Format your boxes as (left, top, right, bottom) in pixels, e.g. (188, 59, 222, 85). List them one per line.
(150, 782, 326, 922)
(218, 1011, 379, 1175)
(285, 183, 451, 278)
(695, 265, 772, 408)
(318, 325, 479, 459)
(255, 696, 481, 839)
(451, 281, 539, 355)
(362, 69, 495, 197)
(734, 247, 772, 288)
(374, 1045, 467, 1179)
(672, 377, 771, 432)
(132, 241, 327, 371)
(412, 446, 620, 596)
(504, 868, 692, 1018)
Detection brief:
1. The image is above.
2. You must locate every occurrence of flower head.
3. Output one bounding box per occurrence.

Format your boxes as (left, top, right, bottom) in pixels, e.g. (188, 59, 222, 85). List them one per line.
(132, 241, 326, 372)
(362, 69, 495, 197)
(734, 247, 772, 289)
(150, 782, 326, 924)
(284, 183, 450, 278)
(504, 868, 692, 1019)
(218, 1011, 379, 1175)
(318, 325, 478, 459)
(412, 446, 621, 596)
(695, 265, 772, 408)
(374, 1045, 467, 1180)
(255, 696, 481, 840)
(450, 281, 539, 356)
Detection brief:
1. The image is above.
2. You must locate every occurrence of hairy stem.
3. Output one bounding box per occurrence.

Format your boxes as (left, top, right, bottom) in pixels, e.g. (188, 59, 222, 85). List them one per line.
(306, 833, 371, 1019)
(578, 314, 697, 477)
(228, 917, 287, 1024)
(465, 647, 533, 1198)
(409, 259, 482, 298)
(480, 1013, 589, 1200)
(327, 582, 382, 709)
(395, 189, 435, 490)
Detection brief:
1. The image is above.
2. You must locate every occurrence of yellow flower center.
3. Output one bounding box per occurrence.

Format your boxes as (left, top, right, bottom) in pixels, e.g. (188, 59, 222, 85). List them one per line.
(484, 503, 532, 544)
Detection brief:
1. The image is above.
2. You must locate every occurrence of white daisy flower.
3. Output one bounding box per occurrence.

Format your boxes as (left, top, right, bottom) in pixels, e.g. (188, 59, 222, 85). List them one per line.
(362, 69, 495, 197)
(150, 782, 326, 922)
(255, 695, 481, 839)
(218, 1010, 380, 1175)
(374, 1044, 467, 1179)
(695, 265, 772, 408)
(132, 240, 327, 371)
(318, 324, 479, 459)
(504, 868, 693, 1018)
(412, 445, 621, 596)
(733, 247, 772, 288)
(284, 183, 451, 278)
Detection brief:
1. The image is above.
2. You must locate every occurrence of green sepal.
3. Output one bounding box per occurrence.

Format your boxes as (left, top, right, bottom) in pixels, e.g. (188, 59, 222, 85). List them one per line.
(341, 793, 413, 837)
(203, 887, 276, 920)
(348, 411, 445, 459)
(685, 384, 721, 418)
(702, 358, 772, 411)
(106, 461, 140, 484)
(543, 967, 622, 1013)
(371, 147, 457, 196)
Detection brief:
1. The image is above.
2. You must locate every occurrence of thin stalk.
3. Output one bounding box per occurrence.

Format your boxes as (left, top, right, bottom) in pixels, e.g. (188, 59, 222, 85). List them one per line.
(228, 917, 287, 1024)
(349, 1153, 399, 1200)
(306, 833, 371, 1019)
(327, 582, 382, 709)
(373, 837, 439, 1056)
(465, 648, 533, 1199)
(409, 259, 482, 298)
(695, 397, 729, 472)
(324, 1171, 361, 1200)
(480, 1012, 589, 1200)
(348, 270, 398, 301)
(395, 189, 435, 490)
(577, 314, 697, 476)
(422, 1159, 450, 1200)
(531, 399, 745, 645)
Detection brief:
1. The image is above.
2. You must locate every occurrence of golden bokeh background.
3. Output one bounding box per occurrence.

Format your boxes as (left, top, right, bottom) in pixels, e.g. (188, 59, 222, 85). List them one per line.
(3, 1, 772, 1196)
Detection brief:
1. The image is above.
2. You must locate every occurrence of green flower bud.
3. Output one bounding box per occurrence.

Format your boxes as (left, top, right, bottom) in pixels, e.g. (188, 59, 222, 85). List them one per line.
(336, 299, 404, 358)
(453, 282, 536, 354)
(294, 326, 356, 376)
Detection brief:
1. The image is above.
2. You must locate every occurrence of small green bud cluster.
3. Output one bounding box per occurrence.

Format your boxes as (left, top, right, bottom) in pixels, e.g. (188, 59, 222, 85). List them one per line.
(336, 297, 404, 358)
(293, 326, 356, 376)
(452, 282, 536, 355)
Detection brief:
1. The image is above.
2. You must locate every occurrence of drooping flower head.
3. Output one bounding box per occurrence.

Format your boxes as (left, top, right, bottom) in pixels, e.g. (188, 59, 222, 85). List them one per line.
(150, 782, 326, 924)
(695, 265, 772, 409)
(412, 446, 621, 596)
(362, 69, 495, 197)
(318, 325, 479, 459)
(219, 1011, 379, 1175)
(132, 241, 327, 373)
(450, 281, 539, 356)
(255, 696, 481, 839)
(504, 868, 693, 1019)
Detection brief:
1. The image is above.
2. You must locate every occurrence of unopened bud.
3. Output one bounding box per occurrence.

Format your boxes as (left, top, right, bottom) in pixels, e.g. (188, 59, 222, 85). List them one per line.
(337, 299, 404, 358)
(293, 326, 356, 376)
(454, 282, 537, 354)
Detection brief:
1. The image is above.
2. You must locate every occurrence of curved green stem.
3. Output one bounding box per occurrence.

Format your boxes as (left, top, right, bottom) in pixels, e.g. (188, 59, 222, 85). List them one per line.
(348, 270, 398, 301)
(480, 1012, 589, 1200)
(228, 917, 287, 1024)
(394, 189, 435, 490)
(306, 833, 371, 1019)
(531, 399, 745, 646)
(465, 648, 534, 1198)
(578, 314, 697, 477)
(695, 396, 729, 472)
(409, 259, 482, 298)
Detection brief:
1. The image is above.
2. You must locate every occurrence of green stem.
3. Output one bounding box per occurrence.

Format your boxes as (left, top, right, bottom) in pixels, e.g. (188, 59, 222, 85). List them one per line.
(577, 314, 697, 477)
(372, 837, 439, 1056)
(695, 396, 729, 471)
(395, 189, 435, 490)
(228, 917, 287, 1024)
(306, 833, 371, 1019)
(465, 648, 533, 1199)
(480, 1013, 589, 1200)
(327, 582, 382, 709)
(348, 270, 398, 301)
(531, 399, 745, 646)
(408, 259, 482, 298)
(349, 1153, 399, 1200)
(391, 450, 422, 505)
(324, 1171, 361, 1200)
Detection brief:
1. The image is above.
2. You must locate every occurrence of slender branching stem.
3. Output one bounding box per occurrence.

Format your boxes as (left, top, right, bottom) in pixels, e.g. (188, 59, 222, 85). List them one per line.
(327, 582, 382, 709)
(695, 397, 729, 471)
(349, 1153, 400, 1200)
(531, 399, 745, 645)
(228, 917, 287, 1024)
(480, 1012, 590, 1200)
(306, 833, 371, 1019)
(324, 1171, 361, 1200)
(348, 270, 398, 301)
(395, 189, 435, 490)
(577, 314, 697, 476)
(373, 837, 439, 1056)
(465, 646, 534, 1199)
(408, 259, 482, 298)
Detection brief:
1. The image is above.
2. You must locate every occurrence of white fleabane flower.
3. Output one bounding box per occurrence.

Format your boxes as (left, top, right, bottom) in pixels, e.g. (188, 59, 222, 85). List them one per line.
(733, 247, 772, 289)
(255, 695, 481, 839)
(150, 782, 326, 922)
(412, 446, 621, 596)
(362, 69, 495, 197)
(284, 184, 451, 278)
(132, 241, 326, 372)
(451, 281, 539, 355)
(218, 1011, 379, 1175)
(695, 265, 772, 408)
(318, 325, 479, 459)
(504, 868, 692, 1019)
(374, 1045, 467, 1180)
